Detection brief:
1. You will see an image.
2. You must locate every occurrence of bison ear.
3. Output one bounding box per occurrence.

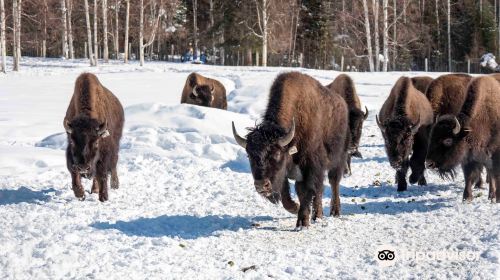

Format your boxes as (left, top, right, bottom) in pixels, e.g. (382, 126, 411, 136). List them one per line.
(97, 121, 110, 138)
(64, 119, 73, 134)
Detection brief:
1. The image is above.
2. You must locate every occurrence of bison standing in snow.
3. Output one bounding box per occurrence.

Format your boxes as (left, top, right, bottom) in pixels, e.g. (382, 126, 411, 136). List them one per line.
(326, 74, 368, 175)
(377, 77, 434, 191)
(232, 72, 350, 228)
(426, 76, 500, 202)
(64, 73, 124, 202)
(181, 72, 227, 110)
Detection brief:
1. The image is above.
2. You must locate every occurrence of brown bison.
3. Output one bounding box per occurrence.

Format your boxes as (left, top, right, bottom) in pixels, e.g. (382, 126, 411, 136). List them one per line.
(411, 76, 434, 94)
(232, 72, 350, 228)
(64, 73, 124, 202)
(326, 74, 368, 175)
(377, 77, 434, 191)
(426, 76, 500, 202)
(181, 72, 227, 109)
(424, 73, 486, 188)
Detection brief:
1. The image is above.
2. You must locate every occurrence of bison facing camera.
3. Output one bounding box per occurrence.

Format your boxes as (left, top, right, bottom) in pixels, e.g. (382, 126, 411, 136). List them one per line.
(378, 250, 395, 261)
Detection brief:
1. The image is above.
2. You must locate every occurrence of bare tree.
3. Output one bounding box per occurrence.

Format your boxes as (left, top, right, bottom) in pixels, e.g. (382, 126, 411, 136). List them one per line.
(12, 0, 21, 71)
(42, 0, 48, 57)
(447, 0, 451, 71)
(103, 0, 109, 62)
(247, 0, 270, 67)
(114, 0, 120, 59)
(373, 0, 380, 71)
(139, 0, 162, 66)
(61, 0, 69, 58)
(382, 0, 388, 72)
(124, 0, 129, 63)
(392, 0, 397, 70)
(193, 0, 198, 51)
(93, 0, 99, 65)
(362, 0, 374, 71)
(84, 0, 95, 66)
(67, 0, 74, 59)
(0, 0, 5, 73)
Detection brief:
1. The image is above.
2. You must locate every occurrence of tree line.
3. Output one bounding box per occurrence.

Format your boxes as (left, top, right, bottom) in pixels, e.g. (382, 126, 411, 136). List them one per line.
(0, 0, 499, 73)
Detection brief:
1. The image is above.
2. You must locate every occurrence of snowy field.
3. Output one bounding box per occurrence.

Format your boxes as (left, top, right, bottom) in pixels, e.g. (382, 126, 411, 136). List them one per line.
(0, 58, 498, 279)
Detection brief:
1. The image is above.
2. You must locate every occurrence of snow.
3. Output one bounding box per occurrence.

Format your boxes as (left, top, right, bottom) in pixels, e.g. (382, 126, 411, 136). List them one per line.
(0, 57, 498, 279)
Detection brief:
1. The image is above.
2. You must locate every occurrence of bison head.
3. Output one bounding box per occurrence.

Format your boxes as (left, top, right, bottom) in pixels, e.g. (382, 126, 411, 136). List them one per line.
(426, 115, 470, 178)
(64, 116, 109, 179)
(348, 106, 369, 158)
(232, 119, 296, 203)
(190, 84, 215, 107)
(377, 115, 421, 170)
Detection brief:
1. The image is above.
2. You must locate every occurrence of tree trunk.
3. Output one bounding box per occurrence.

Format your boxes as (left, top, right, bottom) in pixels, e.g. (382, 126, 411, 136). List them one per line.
(102, 0, 109, 62)
(209, 0, 215, 63)
(93, 0, 98, 64)
(383, 0, 389, 72)
(0, 0, 5, 73)
(139, 0, 144, 66)
(84, 0, 95, 66)
(262, 0, 268, 67)
(12, 0, 20, 71)
(393, 0, 397, 70)
(124, 0, 129, 63)
(67, 0, 74, 59)
(435, 0, 440, 54)
(193, 0, 198, 51)
(114, 0, 120, 59)
(373, 0, 380, 71)
(61, 0, 68, 58)
(447, 0, 451, 71)
(42, 0, 47, 58)
(362, 0, 374, 72)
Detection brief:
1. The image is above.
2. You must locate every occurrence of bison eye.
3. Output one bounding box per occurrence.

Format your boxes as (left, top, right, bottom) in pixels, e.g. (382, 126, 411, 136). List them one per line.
(443, 138, 453, 147)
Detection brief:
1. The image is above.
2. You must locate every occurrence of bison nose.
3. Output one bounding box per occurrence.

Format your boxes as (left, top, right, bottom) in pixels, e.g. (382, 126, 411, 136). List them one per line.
(73, 164, 90, 173)
(254, 179, 272, 195)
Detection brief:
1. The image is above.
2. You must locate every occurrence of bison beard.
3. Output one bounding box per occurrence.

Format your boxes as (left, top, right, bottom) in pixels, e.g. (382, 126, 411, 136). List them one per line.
(64, 73, 124, 202)
(232, 72, 350, 228)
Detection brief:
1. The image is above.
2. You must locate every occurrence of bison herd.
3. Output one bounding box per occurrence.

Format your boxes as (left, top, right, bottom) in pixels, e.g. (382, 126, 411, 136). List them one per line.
(63, 71, 499, 228)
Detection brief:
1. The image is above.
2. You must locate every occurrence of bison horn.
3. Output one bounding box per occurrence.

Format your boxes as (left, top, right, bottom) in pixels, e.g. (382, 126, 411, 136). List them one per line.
(364, 106, 369, 120)
(192, 85, 198, 97)
(411, 115, 421, 134)
(232, 121, 247, 148)
(210, 84, 215, 93)
(452, 117, 461, 135)
(278, 118, 296, 147)
(64, 119, 72, 134)
(97, 120, 110, 138)
(376, 115, 385, 132)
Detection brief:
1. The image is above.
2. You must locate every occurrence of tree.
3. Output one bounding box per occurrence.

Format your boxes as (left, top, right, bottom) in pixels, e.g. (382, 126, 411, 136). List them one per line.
(139, 0, 162, 66)
(61, 0, 69, 58)
(103, 0, 109, 62)
(93, 0, 99, 65)
(192, 0, 198, 51)
(382, 0, 388, 71)
(373, 0, 380, 71)
(12, 0, 21, 71)
(447, 0, 451, 71)
(114, 0, 120, 59)
(0, 0, 5, 73)
(124, 0, 129, 63)
(67, 0, 74, 59)
(84, 0, 96, 66)
(362, 0, 375, 71)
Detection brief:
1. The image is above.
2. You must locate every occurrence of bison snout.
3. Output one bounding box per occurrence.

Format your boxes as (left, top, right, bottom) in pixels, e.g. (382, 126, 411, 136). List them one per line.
(73, 164, 90, 173)
(254, 179, 272, 195)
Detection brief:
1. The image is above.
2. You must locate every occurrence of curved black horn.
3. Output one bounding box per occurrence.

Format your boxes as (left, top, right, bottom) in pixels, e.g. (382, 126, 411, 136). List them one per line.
(411, 114, 421, 134)
(364, 106, 369, 120)
(232, 122, 247, 148)
(376, 115, 385, 131)
(192, 85, 198, 97)
(64, 119, 72, 134)
(278, 118, 295, 147)
(452, 117, 461, 135)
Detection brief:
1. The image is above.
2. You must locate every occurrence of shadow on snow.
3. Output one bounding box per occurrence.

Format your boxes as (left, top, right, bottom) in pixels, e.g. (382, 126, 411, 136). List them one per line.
(0, 187, 55, 206)
(91, 215, 273, 239)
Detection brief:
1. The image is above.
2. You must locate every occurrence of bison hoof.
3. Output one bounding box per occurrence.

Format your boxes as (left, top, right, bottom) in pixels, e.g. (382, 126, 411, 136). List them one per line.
(409, 173, 420, 184)
(397, 183, 407, 192)
(418, 176, 427, 186)
(296, 216, 310, 228)
(294, 226, 308, 231)
(99, 193, 108, 202)
(462, 197, 473, 203)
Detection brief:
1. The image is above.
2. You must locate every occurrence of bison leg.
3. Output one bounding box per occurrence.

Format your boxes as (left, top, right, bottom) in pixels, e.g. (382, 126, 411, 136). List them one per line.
(111, 168, 119, 189)
(312, 183, 324, 221)
(344, 155, 352, 177)
(97, 175, 109, 202)
(91, 178, 100, 193)
(281, 179, 299, 214)
(462, 161, 480, 202)
(395, 160, 409, 191)
(328, 167, 343, 217)
(70, 172, 85, 200)
(295, 168, 319, 228)
(409, 133, 428, 186)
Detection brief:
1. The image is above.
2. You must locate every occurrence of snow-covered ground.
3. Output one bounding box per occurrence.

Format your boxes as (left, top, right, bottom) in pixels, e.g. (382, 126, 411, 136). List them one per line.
(0, 58, 498, 279)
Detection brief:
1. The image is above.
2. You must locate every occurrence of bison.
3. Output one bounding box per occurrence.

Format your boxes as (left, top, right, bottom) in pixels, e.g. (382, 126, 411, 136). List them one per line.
(181, 72, 227, 109)
(426, 76, 500, 202)
(326, 74, 368, 175)
(411, 76, 434, 95)
(377, 77, 434, 191)
(232, 72, 350, 228)
(64, 73, 124, 202)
